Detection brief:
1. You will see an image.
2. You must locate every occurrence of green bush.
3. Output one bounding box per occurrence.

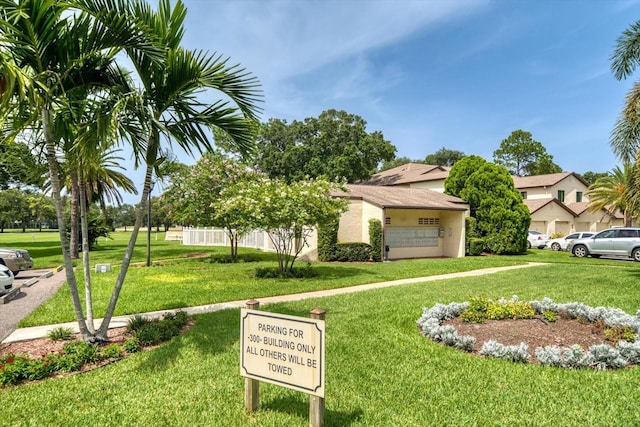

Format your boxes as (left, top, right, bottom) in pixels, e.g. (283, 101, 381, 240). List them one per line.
(317, 216, 339, 261)
(47, 327, 74, 341)
(543, 310, 557, 322)
(254, 264, 318, 279)
(460, 296, 490, 323)
(467, 238, 485, 256)
(333, 242, 373, 262)
(123, 338, 141, 353)
(100, 343, 123, 360)
(368, 219, 383, 262)
(127, 314, 150, 333)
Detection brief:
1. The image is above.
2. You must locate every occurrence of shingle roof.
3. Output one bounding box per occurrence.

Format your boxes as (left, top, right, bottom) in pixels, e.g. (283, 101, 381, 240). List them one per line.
(512, 172, 588, 190)
(333, 184, 468, 211)
(565, 202, 624, 219)
(362, 163, 450, 186)
(523, 198, 576, 216)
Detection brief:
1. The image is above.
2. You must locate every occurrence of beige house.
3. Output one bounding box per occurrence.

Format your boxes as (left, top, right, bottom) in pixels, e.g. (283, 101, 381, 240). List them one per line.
(330, 185, 469, 260)
(365, 164, 626, 235)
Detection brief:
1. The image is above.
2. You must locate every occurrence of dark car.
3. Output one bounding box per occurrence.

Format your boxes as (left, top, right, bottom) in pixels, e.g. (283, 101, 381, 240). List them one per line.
(0, 247, 34, 276)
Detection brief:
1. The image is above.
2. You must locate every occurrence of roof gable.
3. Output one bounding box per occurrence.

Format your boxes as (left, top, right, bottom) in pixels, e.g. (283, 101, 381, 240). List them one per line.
(334, 184, 468, 211)
(362, 163, 450, 186)
(523, 198, 577, 216)
(512, 172, 588, 190)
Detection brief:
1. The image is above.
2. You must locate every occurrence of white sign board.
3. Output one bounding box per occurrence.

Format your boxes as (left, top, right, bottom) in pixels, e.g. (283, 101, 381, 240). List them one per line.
(240, 309, 325, 397)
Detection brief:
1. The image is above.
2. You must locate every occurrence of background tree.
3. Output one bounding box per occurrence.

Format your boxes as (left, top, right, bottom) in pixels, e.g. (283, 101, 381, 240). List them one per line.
(444, 155, 488, 200)
(587, 164, 639, 227)
(0, 188, 29, 231)
(424, 147, 465, 166)
(460, 163, 531, 254)
(0, 140, 47, 189)
(255, 109, 396, 183)
(377, 156, 417, 172)
(493, 130, 562, 176)
(580, 171, 610, 186)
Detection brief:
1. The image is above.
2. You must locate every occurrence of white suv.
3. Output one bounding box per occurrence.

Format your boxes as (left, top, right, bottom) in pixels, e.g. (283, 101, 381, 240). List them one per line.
(568, 227, 640, 261)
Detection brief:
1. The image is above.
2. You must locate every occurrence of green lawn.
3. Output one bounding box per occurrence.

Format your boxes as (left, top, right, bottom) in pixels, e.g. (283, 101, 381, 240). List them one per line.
(2, 231, 640, 425)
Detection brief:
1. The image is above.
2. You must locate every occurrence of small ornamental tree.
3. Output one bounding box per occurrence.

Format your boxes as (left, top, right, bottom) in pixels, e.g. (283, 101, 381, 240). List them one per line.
(165, 153, 265, 260)
(244, 177, 349, 274)
(368, 218, 383, 262)
(460, 163, 530, 254)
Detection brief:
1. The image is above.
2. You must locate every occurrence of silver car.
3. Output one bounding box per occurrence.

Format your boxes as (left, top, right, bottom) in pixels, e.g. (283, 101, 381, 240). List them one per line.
(568, 227, 640, 261)
(0, 247, 34, 276)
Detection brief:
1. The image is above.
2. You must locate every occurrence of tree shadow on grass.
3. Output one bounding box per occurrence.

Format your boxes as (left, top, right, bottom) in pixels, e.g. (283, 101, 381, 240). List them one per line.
(263, 395, 364, 426)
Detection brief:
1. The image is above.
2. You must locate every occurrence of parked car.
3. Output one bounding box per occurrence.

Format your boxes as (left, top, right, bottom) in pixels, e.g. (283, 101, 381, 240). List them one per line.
(568, 227, 640, 261)
(0, 264, 14, 295)
(546, 232, 595, 251)
(527, 230, 549, 249)
(0, 247, 34, 277)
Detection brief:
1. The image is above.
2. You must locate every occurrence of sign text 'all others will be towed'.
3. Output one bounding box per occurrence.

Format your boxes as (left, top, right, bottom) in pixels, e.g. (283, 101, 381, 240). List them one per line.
(240, 309, 325, 397)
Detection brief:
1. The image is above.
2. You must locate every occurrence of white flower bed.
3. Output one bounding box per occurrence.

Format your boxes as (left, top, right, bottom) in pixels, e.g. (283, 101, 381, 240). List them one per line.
(416, 297, 640, 370)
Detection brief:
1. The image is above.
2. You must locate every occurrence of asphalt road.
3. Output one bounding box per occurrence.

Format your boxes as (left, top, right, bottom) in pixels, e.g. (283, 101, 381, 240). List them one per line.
(0, 269, 66, 342)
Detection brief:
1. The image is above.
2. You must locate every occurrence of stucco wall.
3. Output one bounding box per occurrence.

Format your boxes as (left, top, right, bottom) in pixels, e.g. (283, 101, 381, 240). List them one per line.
(523, 176, 589, 203)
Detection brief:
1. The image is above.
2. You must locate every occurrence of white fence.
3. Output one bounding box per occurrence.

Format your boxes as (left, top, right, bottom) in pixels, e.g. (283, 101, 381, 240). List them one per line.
(178, 226, 318, 261)
(180, 227, 274, 252)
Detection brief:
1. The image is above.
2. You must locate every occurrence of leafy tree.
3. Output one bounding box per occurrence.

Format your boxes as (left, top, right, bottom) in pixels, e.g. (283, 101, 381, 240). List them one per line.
(239, 176, 349, 274)
(580, 171, 610, 186)
(460, 163, 531, 254)
(493, 130, 561, 176)
(0, 140, 47, 189)
(107, 203, 136, 231)
(0, 188, 29, 232)
(165, 153, 265, 260)
(377, 156, 419, 172)
(27, 193, 56, 231)
(444, 155, 488, 199)
(587, 164, 639, 227)
(255, 109, 396, 183)
(424, 147, 465, 166)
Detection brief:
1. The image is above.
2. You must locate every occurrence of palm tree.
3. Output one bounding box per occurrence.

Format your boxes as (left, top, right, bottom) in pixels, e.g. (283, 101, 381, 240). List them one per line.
(0, 0, 162, 341)
(611, 20, 640, 163)
(587, 164, 639, 227)
(91, 0, 262, 339)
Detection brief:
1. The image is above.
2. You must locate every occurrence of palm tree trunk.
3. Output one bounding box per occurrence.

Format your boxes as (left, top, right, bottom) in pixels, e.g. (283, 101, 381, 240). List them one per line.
(79, 179, 95, 333)
(96, 154, 155, 339)
(70, 173, 80, 259)
(42, 108, 91, 340)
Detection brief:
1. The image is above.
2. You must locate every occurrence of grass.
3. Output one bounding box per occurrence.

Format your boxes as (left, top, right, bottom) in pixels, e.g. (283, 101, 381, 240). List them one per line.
(2, 262, 640, 425)
(3, 230, 640, 424)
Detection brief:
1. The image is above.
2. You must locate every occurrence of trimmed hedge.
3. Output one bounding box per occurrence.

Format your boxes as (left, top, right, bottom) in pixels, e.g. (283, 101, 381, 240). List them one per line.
(333, 243, 374, 262)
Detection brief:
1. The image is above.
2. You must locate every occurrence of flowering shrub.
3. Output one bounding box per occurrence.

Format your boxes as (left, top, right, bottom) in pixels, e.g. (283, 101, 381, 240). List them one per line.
(417, 297, 640, 370)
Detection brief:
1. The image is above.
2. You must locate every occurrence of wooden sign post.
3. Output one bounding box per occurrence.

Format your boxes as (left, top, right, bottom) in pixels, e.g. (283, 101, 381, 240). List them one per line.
(241, 300, 326, 426)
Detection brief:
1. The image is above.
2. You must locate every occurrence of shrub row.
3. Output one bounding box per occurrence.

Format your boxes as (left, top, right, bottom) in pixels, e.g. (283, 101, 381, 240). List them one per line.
(0, 311, 191, 387)
(417, 297, 640, 370)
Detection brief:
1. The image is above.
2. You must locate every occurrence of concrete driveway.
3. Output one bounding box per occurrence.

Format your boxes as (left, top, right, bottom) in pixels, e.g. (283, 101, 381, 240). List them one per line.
(0, 268, 66, 342)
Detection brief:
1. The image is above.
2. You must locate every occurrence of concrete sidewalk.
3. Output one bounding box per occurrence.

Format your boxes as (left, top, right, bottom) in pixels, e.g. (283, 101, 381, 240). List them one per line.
(2, 262, 547, 343)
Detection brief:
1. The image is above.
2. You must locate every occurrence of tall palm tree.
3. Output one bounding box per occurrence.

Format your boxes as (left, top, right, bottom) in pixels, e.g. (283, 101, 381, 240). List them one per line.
(0, 0, 162, 341)
(611, 20, 640, 163)
(92, 0, 262, 339)
(587, 164, 639, 227)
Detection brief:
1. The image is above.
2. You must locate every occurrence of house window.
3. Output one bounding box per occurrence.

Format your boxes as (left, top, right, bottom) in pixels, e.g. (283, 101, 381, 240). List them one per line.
(576, 191, 582, 202)
(557, 190, 565, 203)
(385, 217, 391, 225)
(418, 217, 440, 225)
(521, 191, 527, 199)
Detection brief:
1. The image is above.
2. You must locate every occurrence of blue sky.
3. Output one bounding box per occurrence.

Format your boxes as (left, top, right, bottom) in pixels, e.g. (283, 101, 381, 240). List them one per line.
(126, 0, 640, 203)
